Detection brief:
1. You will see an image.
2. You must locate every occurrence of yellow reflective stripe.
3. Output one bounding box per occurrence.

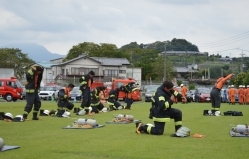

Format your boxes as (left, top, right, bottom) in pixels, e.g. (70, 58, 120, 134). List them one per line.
(159, 96, 165, 101)
(28, 69, 34, 75)
(147, 125, 153, 134)
(26, 89, 35, 93)
(174, 91, 178, 96)
(212, 108, 220, 111)
(84, 107, 90, 110)
(107, 102, 114, 105)
(90, 102, 100, 106)
(110, 95, 115, 97)
(164, 101, 170, 109)
(132, 88, 139, 91)
(64, 95, 67, 98)
(151, 98, 155, 102)
(80, 81, 87, 85)
(175, 121, 182, 126)
(153, 117, 170, 122)
(152, 92, 155, 96)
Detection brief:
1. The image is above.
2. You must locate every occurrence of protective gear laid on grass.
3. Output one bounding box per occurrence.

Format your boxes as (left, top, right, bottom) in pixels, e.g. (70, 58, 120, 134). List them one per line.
(4, 113, 13, 122)
(170, 126, 190, 137)
(230, 124, 249, 137)
(224, 111, 243, 116)
(13, 115, 25, 122)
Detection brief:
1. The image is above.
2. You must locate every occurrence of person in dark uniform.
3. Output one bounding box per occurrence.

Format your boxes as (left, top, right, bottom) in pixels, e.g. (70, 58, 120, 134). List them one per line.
(107, 88, 124, 111)
(55, 84, 75, 117)
(136, 81, 186, 136)
(210, 74, 234, 115)
(22, 65, 44, 120)
(120, 82, 137, 110)
(77, 71, 95, 115)
(89, 86, 106, 115)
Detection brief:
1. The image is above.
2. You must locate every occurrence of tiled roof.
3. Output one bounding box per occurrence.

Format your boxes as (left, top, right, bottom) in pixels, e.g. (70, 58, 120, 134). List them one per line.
(91, 57, 130, 66)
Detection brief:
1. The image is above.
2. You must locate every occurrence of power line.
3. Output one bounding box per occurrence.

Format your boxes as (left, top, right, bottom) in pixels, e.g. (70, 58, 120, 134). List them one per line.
(198, 31, 249, 46)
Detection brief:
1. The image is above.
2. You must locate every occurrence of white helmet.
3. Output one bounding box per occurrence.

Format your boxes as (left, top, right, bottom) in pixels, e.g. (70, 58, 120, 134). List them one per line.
(86, 119, 97, 127)
(175, 126, 190, 137)
(208, 110, 212, 116)
(89, 107, 92, 111)
(117, 114, 124, 120)
(44, 110, 50, 115)
(4, 113, 13, 120)
(231, 85, 234, 87)
(126, 115, 134, 121)
(78, 109, 86, 116)
(117, 106, 123, 110)
(76, 118, 87, 125)
(215, 111, 221, 116)
(13, 115, 24, 122)
(0, 138, 4, 151)
(62, 111, 70, 118)
(180, 84, 184, 87)
(102, 108, 108, 113)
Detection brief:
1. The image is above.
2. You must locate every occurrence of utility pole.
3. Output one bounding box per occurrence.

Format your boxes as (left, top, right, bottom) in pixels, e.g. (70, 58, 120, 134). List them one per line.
(237, 48, 248, 72)
(164, 42, 167, 81)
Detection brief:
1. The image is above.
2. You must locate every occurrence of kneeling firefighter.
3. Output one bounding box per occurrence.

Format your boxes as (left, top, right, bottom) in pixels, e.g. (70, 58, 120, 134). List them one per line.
(136, 81, 189, 137)
(120, 82, 137, 109)
(55, 84, 75, 117)
(107, 88, 124, 111)
(89, 86, 107, 114)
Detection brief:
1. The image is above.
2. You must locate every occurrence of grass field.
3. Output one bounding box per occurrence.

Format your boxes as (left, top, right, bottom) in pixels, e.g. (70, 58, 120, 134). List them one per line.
(0, 100, 248, 159)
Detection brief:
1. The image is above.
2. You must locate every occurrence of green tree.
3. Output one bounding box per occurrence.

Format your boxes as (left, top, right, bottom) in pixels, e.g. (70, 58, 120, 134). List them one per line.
(233, 72, 246, 86)
(0, 48, 34, 78)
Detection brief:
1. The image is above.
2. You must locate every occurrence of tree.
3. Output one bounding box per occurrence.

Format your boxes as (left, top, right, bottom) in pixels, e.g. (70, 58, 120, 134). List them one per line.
(0, 48, 35, 78)
(233, 72, 246, 86)
(243, 72, 249, 85)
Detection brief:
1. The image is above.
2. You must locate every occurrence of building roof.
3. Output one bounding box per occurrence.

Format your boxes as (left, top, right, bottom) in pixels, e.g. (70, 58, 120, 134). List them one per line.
(51, 55, 130, 66)
(91, 57, 130, 66)
(174, 67, 198, 73)
(50, 57, 65, 61)
(37, 63, 53, 68)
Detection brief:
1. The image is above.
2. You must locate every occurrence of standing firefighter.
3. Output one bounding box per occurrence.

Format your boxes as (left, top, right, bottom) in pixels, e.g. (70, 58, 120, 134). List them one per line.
(136, 81, 189, 137)
(107, 88, 124, 111)
(210, 74, 234, 115)
(77, 71, 95, 115)
(22, 65, 44, 120)
(55, 84, 75, 117)
(180, 84, 188, 104)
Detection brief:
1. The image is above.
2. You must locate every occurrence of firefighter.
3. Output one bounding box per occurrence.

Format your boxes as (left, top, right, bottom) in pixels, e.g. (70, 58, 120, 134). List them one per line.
(107, 88, 124, 111)
(89, 86, 107, 115)
(243, 85, 247, 104)
(22, 65, 44, 120)
(180, 84, 188, 104)
(229, 85, 236, 105)
(210, 74, 234, 115)
(245, 85, 249, 105)
(55, 84, 75, 117)
(173, 86, 179, 104)
(120, 82, 136, 110)
(136, 81, 187, 136)
(77, 71, 95, 115)
(238, 85, 244, 105)
(227, 85, 231, 104)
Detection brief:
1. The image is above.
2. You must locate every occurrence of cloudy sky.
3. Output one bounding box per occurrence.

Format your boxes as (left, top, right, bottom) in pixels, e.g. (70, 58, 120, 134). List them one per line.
(1, 0, 249, 58)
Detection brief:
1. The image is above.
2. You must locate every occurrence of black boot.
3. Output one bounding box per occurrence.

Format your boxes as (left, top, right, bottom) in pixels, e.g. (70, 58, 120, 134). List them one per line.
(32, 112, 39, 120)
(23, 113, 28, 120)
(56, 110, 65, 117)
(73, 108, 78, 113)
(39, 109, 44, 116)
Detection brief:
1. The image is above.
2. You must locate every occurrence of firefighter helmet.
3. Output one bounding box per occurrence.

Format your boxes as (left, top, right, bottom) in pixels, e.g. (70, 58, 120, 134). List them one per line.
(102, 108, 108, 113)
(86, 119, 97, 127)
(44, 110, 50, 115)
(126, 115, 134, 121)
(13, 115, 24, 122)
(78, 109, 86, 116)
(175, 126, 190, 137)
(117, 114, 124, 120)
(4, 113, 13, 120)
(62, 111, 70, 118)
(214, 111, 221, 116)
(0, 138, 4, 151)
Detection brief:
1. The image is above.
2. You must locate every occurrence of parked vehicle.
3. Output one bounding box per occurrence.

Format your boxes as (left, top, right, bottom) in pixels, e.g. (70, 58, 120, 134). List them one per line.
(187, 89, 196, 102)
(69, 87, 81, 101)
(194, 88, 211, 102)
(39, 85, 62, 100)
(0, 77, 23, 102)
(145, 85, 160, 102)
(175, 86, 193, 103)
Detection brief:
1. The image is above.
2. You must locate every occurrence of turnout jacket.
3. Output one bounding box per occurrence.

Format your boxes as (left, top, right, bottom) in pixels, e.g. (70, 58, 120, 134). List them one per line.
(152, 85, 182, 122)
(58, 88, 70, 101)
(108, 89, 119, 101)
(25, 66, 43, 93)
(79, 74, 93, 92)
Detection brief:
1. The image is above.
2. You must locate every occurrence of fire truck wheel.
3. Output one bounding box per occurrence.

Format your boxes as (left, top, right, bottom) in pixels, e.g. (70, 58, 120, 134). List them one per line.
(5, 94, 13, 102)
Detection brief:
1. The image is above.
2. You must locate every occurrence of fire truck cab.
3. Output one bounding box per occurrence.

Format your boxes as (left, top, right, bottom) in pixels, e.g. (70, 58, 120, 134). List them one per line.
(0, 77, 23, 102)
(105, 78, 142, 101)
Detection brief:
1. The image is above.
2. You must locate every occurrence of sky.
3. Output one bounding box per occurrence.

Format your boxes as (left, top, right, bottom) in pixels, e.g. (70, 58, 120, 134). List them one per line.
(1, 0, 249, 58)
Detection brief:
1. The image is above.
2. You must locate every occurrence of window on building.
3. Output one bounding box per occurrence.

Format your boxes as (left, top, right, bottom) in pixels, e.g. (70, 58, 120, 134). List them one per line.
(119, 70, 126, 73)
(104, 70, 118, 77)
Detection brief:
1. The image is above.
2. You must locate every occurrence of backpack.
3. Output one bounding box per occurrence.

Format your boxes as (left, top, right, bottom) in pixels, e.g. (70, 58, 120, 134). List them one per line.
(224, 111, 243, 116)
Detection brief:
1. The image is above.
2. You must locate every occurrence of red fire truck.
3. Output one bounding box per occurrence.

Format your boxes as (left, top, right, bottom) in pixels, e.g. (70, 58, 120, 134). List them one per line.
(0, 77, 23, 102)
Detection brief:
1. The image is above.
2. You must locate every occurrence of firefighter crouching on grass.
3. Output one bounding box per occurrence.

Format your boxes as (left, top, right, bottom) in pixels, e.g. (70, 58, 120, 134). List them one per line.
(120, 82, 137, 110)
(107, 88, 124, 111)
(76, 71, 95, 115)
(89, 86, 107, 115)
(136, 81, 188, 137)
(50, 84, 75, 117)
(22, 65, 44, 120)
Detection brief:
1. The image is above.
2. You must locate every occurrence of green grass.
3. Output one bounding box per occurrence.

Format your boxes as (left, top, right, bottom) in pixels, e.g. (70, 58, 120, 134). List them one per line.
(0, 100, 248, 159)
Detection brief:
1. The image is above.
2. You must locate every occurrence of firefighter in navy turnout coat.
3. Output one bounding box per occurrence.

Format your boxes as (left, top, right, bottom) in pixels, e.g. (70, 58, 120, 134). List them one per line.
(22, 65, 44, 120)
(89, 86, 106, 114)
(78, 71, 95, 114)
(120, 82, 137, 109)
(107, 88, 124, 111)
(136, 81, 186, 136)
(56, 84, 75, 117)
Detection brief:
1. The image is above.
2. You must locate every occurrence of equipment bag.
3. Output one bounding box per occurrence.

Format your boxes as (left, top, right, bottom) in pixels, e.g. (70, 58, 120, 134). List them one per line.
(224, 111, 243, 116)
